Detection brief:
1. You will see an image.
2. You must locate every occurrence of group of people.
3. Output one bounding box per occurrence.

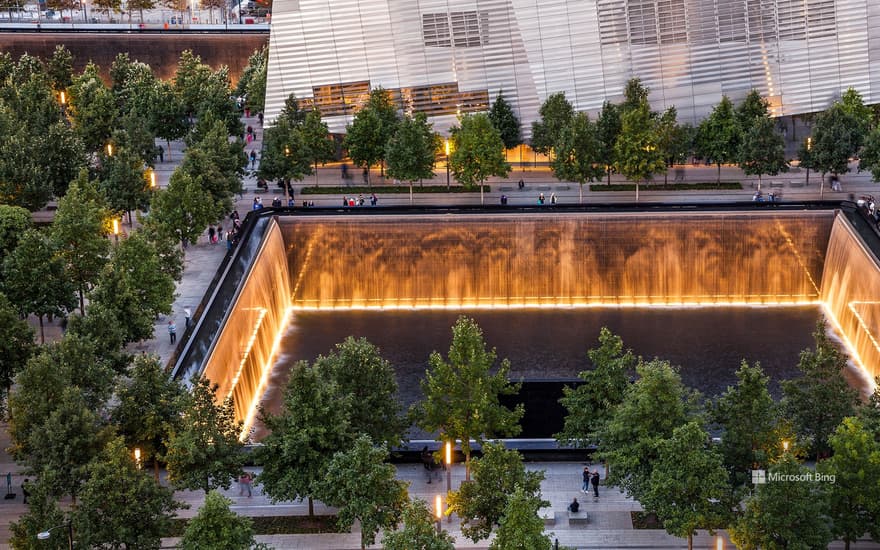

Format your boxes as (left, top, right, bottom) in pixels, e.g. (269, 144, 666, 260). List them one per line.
(343, 194, 378, 207)
(752, 189, 780, 203)
(537, 192, 558, 205)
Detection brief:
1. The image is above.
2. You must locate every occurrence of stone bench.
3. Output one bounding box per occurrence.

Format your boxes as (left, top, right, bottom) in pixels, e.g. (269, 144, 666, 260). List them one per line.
(537, 185, 552, 191)
(556, 186, 571, 191)
(789, 180, 806, 188)
(568, 510, 589, 525)
(770, 181, 785, 188)
(538, 506, 555, 526)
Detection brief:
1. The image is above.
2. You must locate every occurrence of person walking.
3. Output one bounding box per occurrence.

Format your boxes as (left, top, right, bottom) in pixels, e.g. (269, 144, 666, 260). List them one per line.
(551, 192, 557, 204)
(250, 150, 257, 169)
(591, 470, 600, 498)
(168, 320, 177, 344)
(582, 467, 590, 493)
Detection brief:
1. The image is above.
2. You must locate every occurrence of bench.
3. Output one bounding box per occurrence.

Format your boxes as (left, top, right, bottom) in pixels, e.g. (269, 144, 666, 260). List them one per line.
(556, 186, 571, 191)
(789, 180, 805, 188)
(770, 181, 785, 189)
(499, 186, 514, 191)
(568, 510, 589, 525)
(538, 507, 555, 526)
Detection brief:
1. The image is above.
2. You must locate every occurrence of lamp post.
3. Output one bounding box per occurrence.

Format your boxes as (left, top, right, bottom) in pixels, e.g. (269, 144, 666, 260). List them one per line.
(434, 494, 442, 534)
(106, 143, 113, 157)
(283, 145, 291, 205)
(444, 139, 451, 190)
(782, 440, 790, 452)
(37, 521, 73, 550)
(716, 535, 724, 550)
(134, 447, 142, 468)
(805, 137, 812, 186)
(149, 170, 157, 189)
(112, 218, 120, 243)
(445, 441, 452, 522)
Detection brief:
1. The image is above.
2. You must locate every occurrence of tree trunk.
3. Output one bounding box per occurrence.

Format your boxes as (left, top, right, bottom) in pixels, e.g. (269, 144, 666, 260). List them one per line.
(465, 453, 471, 481)
(153, 459, 160, 481)
(314, 160, 319, 189)
(845, 539, 850, 550)
(606, 167, 611, 185)
(716, 162, 722, 184)
(128, 209, 133, 228)
(166, 139, 173, 161)
(579, 183, 583, 204)
(38, 315, 45, 344)
(308, 496, 315, 516)
(687, 533, 693, 550)
(78, 287, 85, 314)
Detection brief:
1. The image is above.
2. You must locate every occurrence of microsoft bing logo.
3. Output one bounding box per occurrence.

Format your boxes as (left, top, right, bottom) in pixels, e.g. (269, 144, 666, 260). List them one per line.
(752, 470, 767, 484)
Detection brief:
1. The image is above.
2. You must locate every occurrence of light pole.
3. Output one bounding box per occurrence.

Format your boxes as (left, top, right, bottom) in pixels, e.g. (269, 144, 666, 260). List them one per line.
(434, 494, 443, 534)
(134, 447, 142, 468)
(37, 521, 73, 550)
(805, 137, 812, 186)
(445, 441, 452, 522)
(444, 138, 451, 190)
(112, 218, 120, 243)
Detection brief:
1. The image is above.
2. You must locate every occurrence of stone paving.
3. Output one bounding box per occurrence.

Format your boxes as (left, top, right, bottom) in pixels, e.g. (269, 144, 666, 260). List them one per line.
(5, 114, 880, 548)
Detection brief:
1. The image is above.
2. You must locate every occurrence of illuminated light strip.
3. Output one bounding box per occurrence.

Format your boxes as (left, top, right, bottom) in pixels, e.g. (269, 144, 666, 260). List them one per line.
(226, 307, 268, 402)
(847, 301, 880, 362)
(239, 306, 295, 441)
(287, 299, 821, 311)
(774, 219, 822, 296)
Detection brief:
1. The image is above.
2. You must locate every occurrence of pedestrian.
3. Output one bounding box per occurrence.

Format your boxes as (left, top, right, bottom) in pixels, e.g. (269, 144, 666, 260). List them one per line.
(184, 307, 192, 329)
(582, 467, 590, 493)
(568, 497, 580, 512)
(226, 230, 234, 250)
(518, 178, 524, 190)
(22, 479, 29, 504)
(258, 112, 264, 125)
(208, 226, 216, 244)
(591, 470, 600, 498)
(551, 192, 557, 204)
(157, 145, 164, 163)
(343, 196, 348, 207)
(538, 192, 545, 205)
(341, 162, 349, 181)
(215, 225, 222, 243)
(250, 150, 257, 169)
(168, 320, 177, 344)
(239, 472, 253, 497)
(421, 446, 436, 484)
(370, 193, 378, 206)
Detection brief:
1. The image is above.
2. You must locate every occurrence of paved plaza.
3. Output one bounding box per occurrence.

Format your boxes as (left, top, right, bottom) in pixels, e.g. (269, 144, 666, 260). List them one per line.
(5, 114, 880, 549)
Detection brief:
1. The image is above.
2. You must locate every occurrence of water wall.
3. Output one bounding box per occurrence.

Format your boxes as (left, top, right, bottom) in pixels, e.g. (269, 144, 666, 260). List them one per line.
(821, 213, 880, 381)
(199, 219, 290, 428)
(279, 212, 834, 308)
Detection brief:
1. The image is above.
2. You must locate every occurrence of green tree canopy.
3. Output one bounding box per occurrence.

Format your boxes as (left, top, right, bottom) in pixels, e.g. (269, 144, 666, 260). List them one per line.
(738, 114, 788, 188)
(781, 322, 860, 458)
(413, 316, 523, 478)
(859, 126, 880, 181)
(447, 441, 545, 542)
(551, 111, 604, 202)
(595, 100, 622, 184)
(382, 498, 456, 550)
(47, 44, 74, 91)
(597, 359, 698, 500)
(696, 95, 739, 183)
(300, 108, 337, 186)
(0, 204, 31, 264)
(613, 101, 666, 188)
(818, 417, 880, 549)
(0, 292, 33, 406)
(73, 437, 180, 549)
(97, 145, 150, 225)
(809, 102, 863, 182)
(488, 91, 522, 150)
(641, 421, 731, 550)
(2, 228, 76, 342)
(386, 113, 439, 185)
(557, 327, 637, 447)
(69, 62, 117, 153)
(621, 77, 650, 113)
(165, 376, 245, 494)
(488, 484, 552, 550)
(255, 360, 352, 516)
(449, 113, 511, 189)
(735, 89, 771, 135)
(145, 170, 218, 250)
(313, 336, 404, 448)
(729, 454, 832, 550)
(344, 87, 399, 182)
(530, 92, 574, 156)
(180, 491, 270, 550)
(315, 435, 408, 550)
(8, 478, 67, 550)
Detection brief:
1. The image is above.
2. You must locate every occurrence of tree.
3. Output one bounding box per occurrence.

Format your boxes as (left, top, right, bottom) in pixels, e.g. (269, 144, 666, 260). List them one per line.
(2, 229, 76, 343)
(621, 77, 650, 113)
(180, 491, 270, 550)
(92, 0, 121, 18)
(50, 171, 112, 313)
(613, 101, 666, 197)
(344, 87, 399, 183)
(447, 442, 545, 542)
(165, 376, 245, 494)
(98, 146, 150, 225)
(781, 322, 860, 458)
(556, 327, 636, 447)
(0, 293, 33, 408)
(696, 96, 739, 183)
(595, 101, 622, 184)
(488, 485, 552, 550)
(641, 421, 730, 550)
(413, 316, 523, 479)
(449, 113, 511, 198)
(235, 48, 267, 110)
(858, 126, 880, 182)
(88, 231, 176, 344)
(180, 113, 246, 216)
(0, 204, 31, 264)
(738, 115, 788, 189)
(39, 120, 87, 198)
(382, 498, 456, 550)
(858, 377, 880, 439)
(711, 361, 785, 485)
(73, 437, 180, 549)
(597, 360, 697, 500)
(315, 435, 408, 550)
(735, 89, 771, 136)
(530, 92, 574, 156)
(314, 336, 405, 448)
(817, 417, 880, 549)
(8, 478, 67, 550)
(46, 44, 74, 91)
(301, 108, 336, 187)
(385, 113, 439, 193)
(255, 360, 352, 516)
(839, 87, 873, 139)
(68, 62, 117, 153)
(258, 116, 312, 186)
(148, 80, 189, 159)
(729, 454, 832, 550)
(809, 103, 862, 190)
(112, 353, 185, 479)
(488, 91, 522, 150)
(145, 170, 217, 250)
(551, 111, 604, 203)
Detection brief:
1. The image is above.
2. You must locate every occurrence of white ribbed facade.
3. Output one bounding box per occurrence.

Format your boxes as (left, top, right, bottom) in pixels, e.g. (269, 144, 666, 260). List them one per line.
(265, 0, 880, 138)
